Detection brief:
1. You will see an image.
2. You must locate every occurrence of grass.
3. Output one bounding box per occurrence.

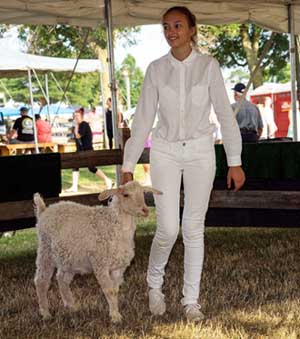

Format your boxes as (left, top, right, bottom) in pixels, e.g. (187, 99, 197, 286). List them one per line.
(1, 221, 300, 339)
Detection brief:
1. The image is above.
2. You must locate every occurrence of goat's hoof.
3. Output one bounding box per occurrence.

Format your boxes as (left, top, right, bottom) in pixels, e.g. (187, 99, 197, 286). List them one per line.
(111, 311, 122, 323)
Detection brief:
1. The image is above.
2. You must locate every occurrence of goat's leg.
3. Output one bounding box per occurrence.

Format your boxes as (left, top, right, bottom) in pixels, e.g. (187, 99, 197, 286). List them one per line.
(93, 268, 122, 323)
(34, 234, 55, 320)
(110, 267, 126, 289)
(56, 269, 78, 312)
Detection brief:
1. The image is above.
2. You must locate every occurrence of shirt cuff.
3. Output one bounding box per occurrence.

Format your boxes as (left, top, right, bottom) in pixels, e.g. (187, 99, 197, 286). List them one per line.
(122, 161, 135, 173)
(226, 155, 242, 167)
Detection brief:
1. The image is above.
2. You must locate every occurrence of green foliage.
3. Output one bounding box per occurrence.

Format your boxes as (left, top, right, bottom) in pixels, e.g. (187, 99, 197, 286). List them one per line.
(17, 24, 140, 58)
(116, 54, 144, 108)
(199, 24, 290, 84)
(0, 72, 100, 107)
(264, 63, 291, 83)
(0, 77, 29, 103)
(226, 68, 250, 84)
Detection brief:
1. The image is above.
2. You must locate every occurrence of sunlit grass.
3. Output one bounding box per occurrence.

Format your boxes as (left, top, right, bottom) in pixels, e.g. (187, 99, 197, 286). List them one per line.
(1, 225, 300, 338)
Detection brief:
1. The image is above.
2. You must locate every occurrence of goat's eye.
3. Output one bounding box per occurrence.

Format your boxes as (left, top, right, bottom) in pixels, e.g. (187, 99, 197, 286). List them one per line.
(123, 194, 129, 198)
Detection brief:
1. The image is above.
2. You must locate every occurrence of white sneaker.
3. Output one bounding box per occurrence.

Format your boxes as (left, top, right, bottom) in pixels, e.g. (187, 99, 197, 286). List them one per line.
(184, 304, 204, 322)
(65, 186, 78, 193)
(105, 179, 113, 189)
(149, 288, 166, 315)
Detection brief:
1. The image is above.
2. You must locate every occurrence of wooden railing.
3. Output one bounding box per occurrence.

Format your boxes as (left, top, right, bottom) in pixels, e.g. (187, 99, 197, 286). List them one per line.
(1, 144, 300, 231)
(0, 142, 57, 155)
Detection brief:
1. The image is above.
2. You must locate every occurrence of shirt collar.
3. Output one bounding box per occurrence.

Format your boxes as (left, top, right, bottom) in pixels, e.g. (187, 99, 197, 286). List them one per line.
(168, 48, 198, 66)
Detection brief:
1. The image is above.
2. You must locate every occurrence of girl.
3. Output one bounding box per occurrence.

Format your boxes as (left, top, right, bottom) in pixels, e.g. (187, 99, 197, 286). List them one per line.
(122, 6, 245, 321)
(66, 108, 113, 192)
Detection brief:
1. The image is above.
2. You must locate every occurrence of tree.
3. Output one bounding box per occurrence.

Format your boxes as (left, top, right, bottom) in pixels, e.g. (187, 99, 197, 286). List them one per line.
(199, 24, 289, 88)
(17, 25, 140, 103)
(0, 24, 140, 106)
(0, 71, 100, 107)
(116, 54, 144, 109)
(226, 68, 250, 85)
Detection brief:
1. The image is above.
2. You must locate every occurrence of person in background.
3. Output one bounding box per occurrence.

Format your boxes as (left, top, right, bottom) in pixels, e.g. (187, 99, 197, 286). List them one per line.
(35, 114, 52, 143)
(105, 98, 124, 149)
(287, 101, 300, 138)
(259, 96, 277, 139)
(38, 97, 47, 114)
(231, 83, 263, 143)
(121, 6, 245, 322)
(66, 108, 113, 192)
(8, 106, 34, 143)
(85, 106, 103, 144)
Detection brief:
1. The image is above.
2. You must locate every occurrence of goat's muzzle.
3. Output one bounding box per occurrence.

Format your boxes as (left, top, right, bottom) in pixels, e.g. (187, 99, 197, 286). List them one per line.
(140, 207, 149, 217)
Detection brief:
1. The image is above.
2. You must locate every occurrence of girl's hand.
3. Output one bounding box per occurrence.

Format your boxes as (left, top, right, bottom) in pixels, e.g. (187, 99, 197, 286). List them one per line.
(227, 166, 245, 192)
(121, 172, 133, 185)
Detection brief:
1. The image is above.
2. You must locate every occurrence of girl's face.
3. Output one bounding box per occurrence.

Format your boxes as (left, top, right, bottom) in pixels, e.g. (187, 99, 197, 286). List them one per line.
(162, 10, 195, 50)
(74, 111, 83, 123)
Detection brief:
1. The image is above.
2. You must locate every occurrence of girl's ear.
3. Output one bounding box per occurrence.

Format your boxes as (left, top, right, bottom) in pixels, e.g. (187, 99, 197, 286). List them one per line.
(190, 26, 196, 40)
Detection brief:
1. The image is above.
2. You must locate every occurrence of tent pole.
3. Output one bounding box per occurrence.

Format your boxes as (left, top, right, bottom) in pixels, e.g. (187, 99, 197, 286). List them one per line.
(105, 0, 121, 185)
(99, 71, 107, 149)
(27, 69, 39, 154)
(295, 36, 300, 111)
(32, 69, 50, 119)
(45, 73, 51, 122)
(288, 4, 298, 141)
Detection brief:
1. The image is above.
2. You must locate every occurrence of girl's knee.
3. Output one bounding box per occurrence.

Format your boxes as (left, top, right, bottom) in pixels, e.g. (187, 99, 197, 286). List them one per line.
(182, 223, 205, 242)
(155, 226, 179, 246)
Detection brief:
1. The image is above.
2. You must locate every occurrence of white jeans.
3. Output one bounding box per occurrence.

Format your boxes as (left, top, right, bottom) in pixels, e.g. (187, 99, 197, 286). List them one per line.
(147, 135, 216, 305)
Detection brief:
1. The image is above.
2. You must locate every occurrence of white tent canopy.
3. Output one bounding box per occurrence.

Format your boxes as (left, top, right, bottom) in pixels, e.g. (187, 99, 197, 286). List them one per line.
(0, 1, 299, 34)
(0, 43, 102, 77)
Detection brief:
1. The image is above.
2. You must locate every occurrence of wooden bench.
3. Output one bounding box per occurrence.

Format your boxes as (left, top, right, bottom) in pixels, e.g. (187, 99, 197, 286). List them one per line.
(0, 142, 57, 155)
(56, 142, 76, 153)
(56, 142, 106, 153)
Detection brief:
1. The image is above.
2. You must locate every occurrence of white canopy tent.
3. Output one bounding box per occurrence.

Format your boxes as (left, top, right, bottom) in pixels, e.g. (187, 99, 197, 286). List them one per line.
(0, 44, 102, 77)
(0, 0, 298, 175)
(0, 1, 298, 34)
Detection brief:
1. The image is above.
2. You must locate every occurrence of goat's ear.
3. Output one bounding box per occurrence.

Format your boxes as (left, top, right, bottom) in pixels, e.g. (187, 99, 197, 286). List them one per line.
(98, 188, 119, 201)
(143, 186, 163, 195)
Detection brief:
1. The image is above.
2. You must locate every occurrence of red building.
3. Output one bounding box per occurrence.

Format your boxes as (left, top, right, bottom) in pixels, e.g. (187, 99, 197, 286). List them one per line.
(250, 83, 292, 137)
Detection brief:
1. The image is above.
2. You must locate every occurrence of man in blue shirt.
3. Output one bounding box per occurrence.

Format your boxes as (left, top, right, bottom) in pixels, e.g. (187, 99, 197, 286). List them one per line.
(231, 83, 263, 143)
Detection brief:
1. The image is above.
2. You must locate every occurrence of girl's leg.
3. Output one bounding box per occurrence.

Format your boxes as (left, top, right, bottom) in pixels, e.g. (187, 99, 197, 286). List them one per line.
(147, 147, 182, 314)
(108, 136, 113, 149)
(66, 169, 79, 192)
(181, 144, 216, 308)
(89, 166, 113, 189)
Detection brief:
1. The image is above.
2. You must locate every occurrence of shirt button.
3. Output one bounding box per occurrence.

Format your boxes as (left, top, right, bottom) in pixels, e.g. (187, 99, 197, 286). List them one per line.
(182, 142, 186, 146)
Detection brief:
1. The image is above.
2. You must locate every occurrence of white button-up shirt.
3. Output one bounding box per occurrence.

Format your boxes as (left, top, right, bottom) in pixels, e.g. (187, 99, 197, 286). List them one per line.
(122, 49, 242, 172)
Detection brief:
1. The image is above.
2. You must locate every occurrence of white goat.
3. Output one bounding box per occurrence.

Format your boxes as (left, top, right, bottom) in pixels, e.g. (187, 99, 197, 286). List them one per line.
(33, 181, 162, 323)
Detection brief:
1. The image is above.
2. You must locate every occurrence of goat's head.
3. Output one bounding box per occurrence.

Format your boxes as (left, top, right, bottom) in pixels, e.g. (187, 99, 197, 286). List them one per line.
(98, 181, 162, 217)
